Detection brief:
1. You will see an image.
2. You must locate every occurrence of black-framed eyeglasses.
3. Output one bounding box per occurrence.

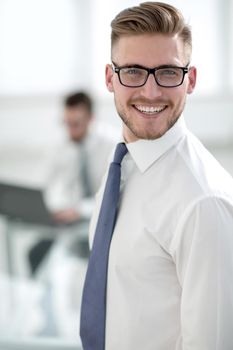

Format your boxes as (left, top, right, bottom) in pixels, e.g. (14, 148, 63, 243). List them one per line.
(112, 62, 189, 88)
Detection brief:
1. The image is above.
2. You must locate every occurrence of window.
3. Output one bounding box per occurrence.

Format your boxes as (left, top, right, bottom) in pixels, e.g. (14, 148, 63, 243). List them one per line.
(0, 0, 79, 94)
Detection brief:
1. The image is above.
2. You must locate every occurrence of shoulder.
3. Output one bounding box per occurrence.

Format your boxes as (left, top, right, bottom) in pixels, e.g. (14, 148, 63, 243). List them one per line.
(85, 129, 116, 156)
(174, 131, 233, 199)
(49, 139, 79, 169)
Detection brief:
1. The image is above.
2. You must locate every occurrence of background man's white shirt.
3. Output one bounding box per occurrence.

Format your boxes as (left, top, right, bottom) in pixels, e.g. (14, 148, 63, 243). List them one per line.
(45, 131, 114, 218)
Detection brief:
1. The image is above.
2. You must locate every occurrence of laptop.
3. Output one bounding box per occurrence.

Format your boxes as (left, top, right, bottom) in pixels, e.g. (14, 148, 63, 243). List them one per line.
(0, 182, 60, 226)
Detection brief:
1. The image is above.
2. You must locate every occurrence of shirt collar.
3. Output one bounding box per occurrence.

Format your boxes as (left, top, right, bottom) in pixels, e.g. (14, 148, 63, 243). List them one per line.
(126, 115, 187, 173)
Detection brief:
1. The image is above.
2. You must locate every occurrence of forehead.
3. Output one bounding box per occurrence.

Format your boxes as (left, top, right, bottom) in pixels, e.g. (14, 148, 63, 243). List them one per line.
(112, 33, 186, 67)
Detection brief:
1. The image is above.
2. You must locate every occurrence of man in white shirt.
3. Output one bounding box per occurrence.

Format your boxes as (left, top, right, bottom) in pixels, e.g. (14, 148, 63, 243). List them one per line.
(45, 92, 114, 222)
(81, 2, 233, 349)
(29, 91, 114, 273)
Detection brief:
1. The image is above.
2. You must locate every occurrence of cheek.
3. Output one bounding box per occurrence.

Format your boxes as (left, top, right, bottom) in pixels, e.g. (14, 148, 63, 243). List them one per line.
(172, 86, 187, 104)
(115, 90, 133, 110)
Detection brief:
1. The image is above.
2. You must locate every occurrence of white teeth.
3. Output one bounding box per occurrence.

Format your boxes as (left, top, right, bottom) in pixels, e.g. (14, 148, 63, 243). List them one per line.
(135, 105, 166, 114)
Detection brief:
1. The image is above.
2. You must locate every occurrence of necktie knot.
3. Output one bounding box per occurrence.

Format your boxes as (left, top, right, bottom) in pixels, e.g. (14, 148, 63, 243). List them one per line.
(113, 142, 128, 165)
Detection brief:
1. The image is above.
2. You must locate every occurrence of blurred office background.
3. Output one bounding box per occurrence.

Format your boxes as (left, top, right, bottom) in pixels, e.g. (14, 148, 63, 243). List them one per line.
(0, 0, 232, 349)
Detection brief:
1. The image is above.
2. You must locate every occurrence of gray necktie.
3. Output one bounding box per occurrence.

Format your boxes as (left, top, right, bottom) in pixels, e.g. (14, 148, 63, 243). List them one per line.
(79, 144, 92, 197)
(80, 142, 128, 350)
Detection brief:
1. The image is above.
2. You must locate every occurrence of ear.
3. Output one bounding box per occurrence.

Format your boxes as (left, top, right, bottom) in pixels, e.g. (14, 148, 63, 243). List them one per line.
(187, 66, 197, 94)
(105, 64, 114, 92)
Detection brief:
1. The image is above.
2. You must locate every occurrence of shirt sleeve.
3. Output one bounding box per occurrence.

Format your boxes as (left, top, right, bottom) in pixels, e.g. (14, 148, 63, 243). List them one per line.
(173, 196, 233, 349)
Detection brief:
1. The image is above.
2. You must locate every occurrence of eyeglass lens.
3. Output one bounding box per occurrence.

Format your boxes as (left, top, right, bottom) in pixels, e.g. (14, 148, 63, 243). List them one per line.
(119, 67, 185, 87)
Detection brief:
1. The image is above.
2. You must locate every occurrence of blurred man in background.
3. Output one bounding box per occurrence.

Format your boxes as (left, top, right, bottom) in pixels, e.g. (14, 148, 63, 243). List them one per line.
(29, 91, 114, 274)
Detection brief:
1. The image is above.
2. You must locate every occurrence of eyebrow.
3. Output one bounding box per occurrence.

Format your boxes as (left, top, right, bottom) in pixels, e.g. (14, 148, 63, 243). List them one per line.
(112, 61, 183, 69)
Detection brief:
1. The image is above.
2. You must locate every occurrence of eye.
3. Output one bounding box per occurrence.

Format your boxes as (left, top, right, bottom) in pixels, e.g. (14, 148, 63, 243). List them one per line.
(123, 68, 143, 76)
(160, 68, 179, 76)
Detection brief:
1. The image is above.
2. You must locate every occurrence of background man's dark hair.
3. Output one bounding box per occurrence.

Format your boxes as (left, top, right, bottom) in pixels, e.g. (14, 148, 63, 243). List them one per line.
(64, 91, 93, 114)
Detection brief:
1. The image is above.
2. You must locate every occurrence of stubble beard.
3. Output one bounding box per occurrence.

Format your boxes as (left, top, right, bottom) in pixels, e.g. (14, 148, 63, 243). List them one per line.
(115, 97, 186, 141)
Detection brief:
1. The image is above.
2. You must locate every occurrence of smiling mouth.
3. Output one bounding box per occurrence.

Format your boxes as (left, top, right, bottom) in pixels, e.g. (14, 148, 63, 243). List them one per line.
(134, 104, 167, 115)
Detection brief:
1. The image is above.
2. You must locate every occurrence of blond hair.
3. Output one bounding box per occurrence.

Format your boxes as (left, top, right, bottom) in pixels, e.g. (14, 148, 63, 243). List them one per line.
(111, 2, 192, 60)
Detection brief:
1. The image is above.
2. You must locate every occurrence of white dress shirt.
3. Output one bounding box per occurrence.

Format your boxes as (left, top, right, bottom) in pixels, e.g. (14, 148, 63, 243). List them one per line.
(45, 131, 114, 218)
(89, 116, 233, 350)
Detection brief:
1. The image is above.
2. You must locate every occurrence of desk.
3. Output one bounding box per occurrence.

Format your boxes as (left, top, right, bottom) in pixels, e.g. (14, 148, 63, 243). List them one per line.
(0, 215, 89, 275)
(0, 336, 82, 350)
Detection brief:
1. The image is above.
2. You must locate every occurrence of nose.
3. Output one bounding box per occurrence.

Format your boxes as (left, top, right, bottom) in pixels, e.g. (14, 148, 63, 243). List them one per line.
(140, 73, 162, 99)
